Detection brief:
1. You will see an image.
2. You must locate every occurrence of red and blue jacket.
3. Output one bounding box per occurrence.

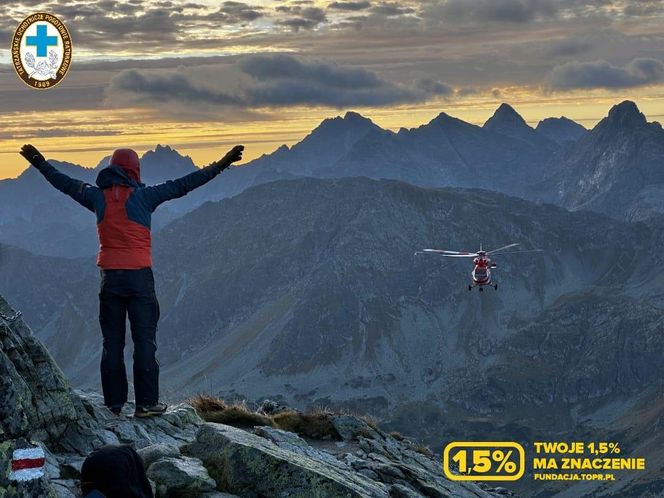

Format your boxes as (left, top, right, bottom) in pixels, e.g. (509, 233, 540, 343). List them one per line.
(34, 155, 224, 269)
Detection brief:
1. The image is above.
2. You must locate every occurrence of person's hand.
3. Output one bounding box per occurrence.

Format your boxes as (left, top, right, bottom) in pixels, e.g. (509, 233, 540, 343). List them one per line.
(20, 144, 46, 167)
(218, 145, 244, 170)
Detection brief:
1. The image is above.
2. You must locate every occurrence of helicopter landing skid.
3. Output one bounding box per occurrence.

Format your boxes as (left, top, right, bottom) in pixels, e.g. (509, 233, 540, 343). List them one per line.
(468, 283, 498, 291)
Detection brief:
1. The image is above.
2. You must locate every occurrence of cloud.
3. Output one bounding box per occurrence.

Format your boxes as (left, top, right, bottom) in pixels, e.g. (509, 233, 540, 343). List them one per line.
(109, 69, 238, 105)
(548, 58, 664, 90)
(424, 0, 558, 25)
(217, 1, 265, 22)
(369, 2, 415, 16)
(275, 5, 327, 31)
(66, 7, 180, 49)
(6, 0, 266, 53)
(328, 1, 371, 11)
(413, 78, 454, 96)
(623, 0, 664, 16)
(0, 128, 123, 140)
(547, 38, 594, 57)
(238, 54, 383, 88)
(106, 54, 454, 110)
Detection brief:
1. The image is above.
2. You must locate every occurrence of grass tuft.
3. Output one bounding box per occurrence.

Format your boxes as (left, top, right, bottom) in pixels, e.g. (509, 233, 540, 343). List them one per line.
(389, 431, 404, 441)
(272, 408, 341, 440)
(191, 395, 341, 440)
(358, 414, 380, 431)
(413, 444, 433, 457)
(190, 395, 274, 428)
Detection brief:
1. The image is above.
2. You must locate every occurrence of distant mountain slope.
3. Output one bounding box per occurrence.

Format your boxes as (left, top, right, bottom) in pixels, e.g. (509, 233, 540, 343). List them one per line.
(219, 103, 561, 199)
(2, 177, 662, 464)
(537, 101, 664, 221)
(0, 104, 579, 257)
(0, 160, 100, 257)
(536, 116, 588, 144)
(4, 100, 663, 259)
(484, 103, 557, 150)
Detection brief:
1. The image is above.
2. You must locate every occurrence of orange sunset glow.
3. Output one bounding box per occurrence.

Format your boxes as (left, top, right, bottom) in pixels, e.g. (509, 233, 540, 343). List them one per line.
(1, 0, 664, 178)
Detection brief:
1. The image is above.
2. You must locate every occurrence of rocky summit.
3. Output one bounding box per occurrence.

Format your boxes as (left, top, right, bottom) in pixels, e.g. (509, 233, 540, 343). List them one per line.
(0, 294, 509, 498)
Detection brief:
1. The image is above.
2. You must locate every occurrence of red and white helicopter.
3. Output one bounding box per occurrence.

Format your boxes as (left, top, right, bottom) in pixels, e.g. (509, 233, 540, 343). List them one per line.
(416, 243, 542, 291)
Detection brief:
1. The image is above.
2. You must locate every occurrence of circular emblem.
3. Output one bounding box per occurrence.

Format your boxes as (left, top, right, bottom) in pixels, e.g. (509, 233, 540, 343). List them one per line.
(11, 13, 72, 89)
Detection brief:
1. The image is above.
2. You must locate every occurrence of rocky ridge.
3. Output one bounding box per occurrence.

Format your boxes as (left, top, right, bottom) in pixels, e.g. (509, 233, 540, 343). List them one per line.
(0, 294, 509, 497)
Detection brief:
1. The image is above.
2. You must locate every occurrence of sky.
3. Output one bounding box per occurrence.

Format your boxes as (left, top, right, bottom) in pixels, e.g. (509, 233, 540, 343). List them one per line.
(1, 0, 663, 178)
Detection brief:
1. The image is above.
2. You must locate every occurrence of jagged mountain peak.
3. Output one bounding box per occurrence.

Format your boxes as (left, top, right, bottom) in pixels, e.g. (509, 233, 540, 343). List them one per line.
(135, 145, 198, 184)
(293, 111, 381, 150)
(277, 111, 383, 175)
(538, 115, 581, 127)
(93, 144, 194, 172)
(429, 111, 465, 126)
(95, 154, 112, 169)
(313, 111, 378, 134)
(602, 100, 647, 129)
(543, 99, 664, 220)
(343, 110, 371, 122)
(143, 143, 192, 161)
(536, 116, 587, 144)
(483, 102, 529, 129)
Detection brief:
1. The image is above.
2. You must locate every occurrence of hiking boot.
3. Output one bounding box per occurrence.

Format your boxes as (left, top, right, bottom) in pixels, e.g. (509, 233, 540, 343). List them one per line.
(134, 402, 167, 418)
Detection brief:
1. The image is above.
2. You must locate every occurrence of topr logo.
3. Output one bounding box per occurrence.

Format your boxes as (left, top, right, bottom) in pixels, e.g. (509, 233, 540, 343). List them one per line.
(11, 12, 72, 89)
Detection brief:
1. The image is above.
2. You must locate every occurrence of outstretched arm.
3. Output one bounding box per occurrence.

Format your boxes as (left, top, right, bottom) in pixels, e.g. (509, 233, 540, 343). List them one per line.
(140, 145, 244, 211)
(20, 144, 100, 212)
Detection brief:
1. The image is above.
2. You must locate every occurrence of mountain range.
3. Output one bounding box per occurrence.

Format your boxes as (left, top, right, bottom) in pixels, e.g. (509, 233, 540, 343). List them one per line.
(1, 175, 663, 496)
(10, 101, 661, 258)
(537, 101, 664, 222)
(1, 100, 663, 496)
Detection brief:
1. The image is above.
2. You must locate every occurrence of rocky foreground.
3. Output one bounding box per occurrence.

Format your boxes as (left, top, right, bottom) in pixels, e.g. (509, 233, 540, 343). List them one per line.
(0, 294, 510, 497)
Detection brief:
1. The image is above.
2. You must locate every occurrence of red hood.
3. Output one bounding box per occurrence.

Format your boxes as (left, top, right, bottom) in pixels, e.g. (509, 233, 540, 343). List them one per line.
(110, 148, 140, 182)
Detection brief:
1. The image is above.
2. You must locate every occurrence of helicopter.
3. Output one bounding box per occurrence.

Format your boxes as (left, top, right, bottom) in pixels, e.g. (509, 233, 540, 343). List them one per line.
(415, 243, 542, 291)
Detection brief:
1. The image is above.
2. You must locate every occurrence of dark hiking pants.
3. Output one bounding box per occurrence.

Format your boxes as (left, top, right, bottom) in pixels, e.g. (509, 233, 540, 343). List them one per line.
(99, 267, 160, 408)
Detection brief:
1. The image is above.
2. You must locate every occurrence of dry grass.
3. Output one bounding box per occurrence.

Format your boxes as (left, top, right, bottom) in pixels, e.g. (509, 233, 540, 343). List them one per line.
(354, 428, 375, 440)
(190, 395, 274, 428)
(272, 407, 341, 440)
(191, 395, 341, 440)
(191, 394, 226, 412)
(413, 444, 433, 457)
(358, 414, 380, 431)
(389, 431, 404, 441)
(191, 395, 436, 459)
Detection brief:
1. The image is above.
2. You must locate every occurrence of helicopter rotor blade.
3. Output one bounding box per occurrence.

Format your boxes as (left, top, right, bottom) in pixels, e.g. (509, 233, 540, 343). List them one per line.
(418, 249, 477, 255)
(487, 243, 520, 255)
(492, 249, 544, 255)
(415, 249, 479, 257)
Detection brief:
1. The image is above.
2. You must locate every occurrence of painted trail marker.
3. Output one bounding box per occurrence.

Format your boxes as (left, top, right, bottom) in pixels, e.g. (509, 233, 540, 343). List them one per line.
(10, 445, 46, 482)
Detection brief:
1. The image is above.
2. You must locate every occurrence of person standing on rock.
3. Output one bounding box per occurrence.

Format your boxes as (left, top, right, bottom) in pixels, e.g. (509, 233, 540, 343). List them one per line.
(19, 143, 244, 417)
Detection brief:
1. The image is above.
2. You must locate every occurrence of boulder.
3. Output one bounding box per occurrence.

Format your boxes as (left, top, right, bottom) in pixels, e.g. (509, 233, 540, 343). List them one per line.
(138, 443, 182, 468)
(147, 456, 217, 498)
(331, 414, 381, 441)
(0, 296, 85, 443)
(0, 292, 506, 498)
(184, 423, 388, 497)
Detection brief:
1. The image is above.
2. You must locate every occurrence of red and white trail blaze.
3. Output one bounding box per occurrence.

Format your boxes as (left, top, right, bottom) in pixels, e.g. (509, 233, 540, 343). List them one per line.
(10, 446, 46, 482)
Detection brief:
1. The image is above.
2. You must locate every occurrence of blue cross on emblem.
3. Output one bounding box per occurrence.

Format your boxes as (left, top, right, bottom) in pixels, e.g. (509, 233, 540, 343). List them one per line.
(26, 24, 58, 57)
